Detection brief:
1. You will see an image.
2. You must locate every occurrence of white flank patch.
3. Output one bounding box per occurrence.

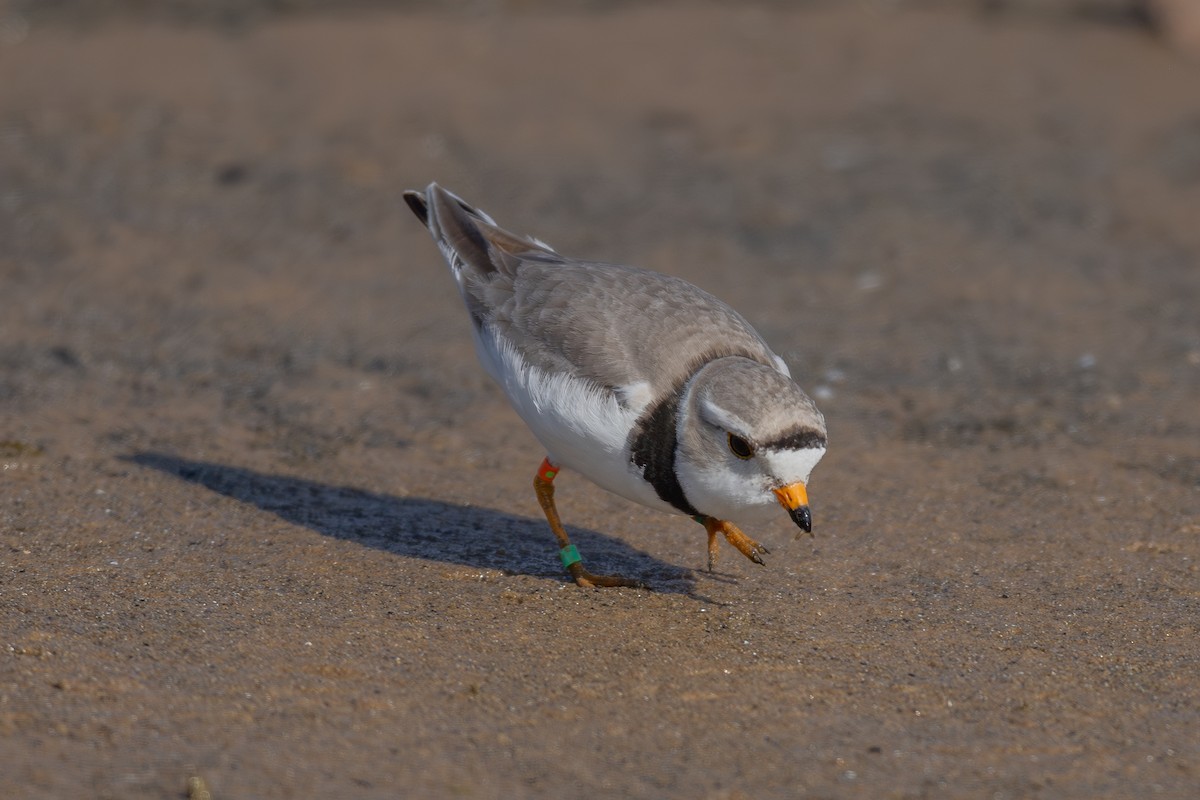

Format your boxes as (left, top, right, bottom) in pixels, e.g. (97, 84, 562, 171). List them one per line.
(474, 326, 674, 513)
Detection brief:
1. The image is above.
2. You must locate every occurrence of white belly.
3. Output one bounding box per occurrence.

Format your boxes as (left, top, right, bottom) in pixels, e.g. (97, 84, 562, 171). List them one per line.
(473, 326, 678, 515)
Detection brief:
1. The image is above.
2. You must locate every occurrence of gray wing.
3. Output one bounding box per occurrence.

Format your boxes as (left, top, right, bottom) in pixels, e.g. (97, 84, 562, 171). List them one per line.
(405, 183, 780, 400)
(492, 254, 779, 399)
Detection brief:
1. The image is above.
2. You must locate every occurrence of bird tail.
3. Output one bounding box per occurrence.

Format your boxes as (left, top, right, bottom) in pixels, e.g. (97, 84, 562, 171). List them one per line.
(403, 184, 554, 284)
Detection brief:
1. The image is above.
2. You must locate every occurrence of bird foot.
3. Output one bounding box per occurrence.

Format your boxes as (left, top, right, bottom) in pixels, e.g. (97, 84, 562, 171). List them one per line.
(703, 517, 769, 569)
(567, 563, 647, 589)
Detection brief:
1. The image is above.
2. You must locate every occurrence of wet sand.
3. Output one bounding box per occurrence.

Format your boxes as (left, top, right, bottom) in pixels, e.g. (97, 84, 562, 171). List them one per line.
(2, 4, 1199, 797)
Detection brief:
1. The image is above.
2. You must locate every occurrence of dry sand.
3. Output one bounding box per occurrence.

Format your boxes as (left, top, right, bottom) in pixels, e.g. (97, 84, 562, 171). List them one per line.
(2, 3, 1198, 798)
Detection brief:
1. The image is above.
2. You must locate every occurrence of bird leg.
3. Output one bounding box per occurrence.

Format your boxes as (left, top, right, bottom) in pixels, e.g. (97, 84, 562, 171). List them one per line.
(700, 516, 770, 571)
(705, 521, 720, 572)
(533, 457, 643, 589)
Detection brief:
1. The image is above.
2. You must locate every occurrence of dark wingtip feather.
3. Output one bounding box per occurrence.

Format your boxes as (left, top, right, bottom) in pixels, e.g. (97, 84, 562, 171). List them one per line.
(403, 190, 429, 227)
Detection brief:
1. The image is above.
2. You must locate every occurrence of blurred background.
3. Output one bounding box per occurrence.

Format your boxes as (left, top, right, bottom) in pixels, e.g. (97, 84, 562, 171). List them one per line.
(2, 1, 1198, 798)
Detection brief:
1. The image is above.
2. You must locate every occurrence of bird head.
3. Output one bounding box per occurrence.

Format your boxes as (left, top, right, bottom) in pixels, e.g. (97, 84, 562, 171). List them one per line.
(675, 357, 826, 533)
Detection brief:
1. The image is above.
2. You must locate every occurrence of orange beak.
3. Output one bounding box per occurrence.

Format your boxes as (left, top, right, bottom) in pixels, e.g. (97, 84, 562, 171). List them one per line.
(772, 482, 812, 535)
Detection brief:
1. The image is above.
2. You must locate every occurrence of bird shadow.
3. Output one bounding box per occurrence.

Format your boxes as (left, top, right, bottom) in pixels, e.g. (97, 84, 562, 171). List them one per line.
(123, 452, 705, 596)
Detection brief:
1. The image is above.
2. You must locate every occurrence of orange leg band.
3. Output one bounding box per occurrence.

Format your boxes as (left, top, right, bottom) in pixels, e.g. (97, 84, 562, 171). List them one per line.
(537, 457, 559, 483)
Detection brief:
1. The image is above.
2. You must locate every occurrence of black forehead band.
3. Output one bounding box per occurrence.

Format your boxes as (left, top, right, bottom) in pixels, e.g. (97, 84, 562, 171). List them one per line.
(761, 429, 827, 451)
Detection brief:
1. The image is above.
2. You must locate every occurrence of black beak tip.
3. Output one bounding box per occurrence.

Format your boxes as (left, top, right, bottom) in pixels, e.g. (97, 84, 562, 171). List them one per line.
(789, 505, 812, 533)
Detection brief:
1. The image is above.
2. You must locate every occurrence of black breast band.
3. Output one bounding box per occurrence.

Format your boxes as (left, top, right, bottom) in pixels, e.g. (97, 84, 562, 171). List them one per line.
(627, 382, 699, 517)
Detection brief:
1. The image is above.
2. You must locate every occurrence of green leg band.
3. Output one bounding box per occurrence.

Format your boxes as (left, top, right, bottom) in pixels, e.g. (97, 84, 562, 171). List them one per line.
(693, 515, 707, 525)
(559, 544, 582, 569)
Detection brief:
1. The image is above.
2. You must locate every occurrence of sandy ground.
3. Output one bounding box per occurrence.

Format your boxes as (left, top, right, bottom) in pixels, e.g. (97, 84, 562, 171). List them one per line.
(2, 3, 1199, 798)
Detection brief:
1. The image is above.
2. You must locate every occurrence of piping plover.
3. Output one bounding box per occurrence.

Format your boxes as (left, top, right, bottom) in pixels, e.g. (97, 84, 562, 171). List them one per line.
(404, 184, 826, 588)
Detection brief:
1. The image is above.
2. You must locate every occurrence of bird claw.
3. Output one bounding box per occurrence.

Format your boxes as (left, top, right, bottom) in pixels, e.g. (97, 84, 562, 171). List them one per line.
(703, 517, 770, 568)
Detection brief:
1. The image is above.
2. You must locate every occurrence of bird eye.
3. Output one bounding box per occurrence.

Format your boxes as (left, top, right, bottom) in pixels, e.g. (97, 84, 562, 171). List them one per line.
(727, 433, 754, 460)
